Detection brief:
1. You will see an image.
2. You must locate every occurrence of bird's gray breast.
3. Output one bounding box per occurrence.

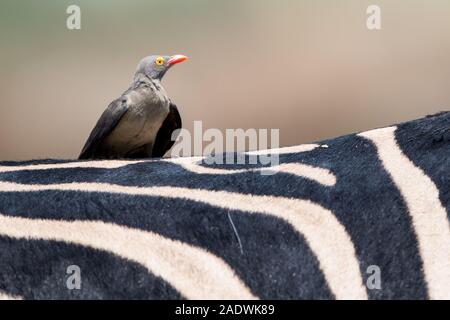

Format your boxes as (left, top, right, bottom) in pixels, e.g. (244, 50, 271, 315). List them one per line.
(103, 81, 170, 156)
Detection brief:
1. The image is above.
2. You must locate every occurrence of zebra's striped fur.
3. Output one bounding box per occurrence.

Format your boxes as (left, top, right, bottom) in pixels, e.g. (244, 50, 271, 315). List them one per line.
(0, 112, 449, 299)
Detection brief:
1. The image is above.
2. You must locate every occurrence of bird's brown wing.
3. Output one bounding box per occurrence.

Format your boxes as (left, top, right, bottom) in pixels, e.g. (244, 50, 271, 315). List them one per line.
(78, 98, 129, 159)
(151, 102, 182, 158)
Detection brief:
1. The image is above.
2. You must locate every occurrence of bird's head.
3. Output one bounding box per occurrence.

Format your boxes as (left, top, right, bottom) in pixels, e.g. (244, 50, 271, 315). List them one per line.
(135, 54, 188, 81)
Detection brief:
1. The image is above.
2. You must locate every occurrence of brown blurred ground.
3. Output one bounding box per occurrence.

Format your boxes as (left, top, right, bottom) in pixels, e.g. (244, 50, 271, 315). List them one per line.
(0, 0, 449, 160)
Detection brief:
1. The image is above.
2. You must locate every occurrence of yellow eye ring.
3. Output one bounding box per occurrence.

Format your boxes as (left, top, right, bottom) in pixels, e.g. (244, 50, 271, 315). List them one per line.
(155, 57, 165, 66)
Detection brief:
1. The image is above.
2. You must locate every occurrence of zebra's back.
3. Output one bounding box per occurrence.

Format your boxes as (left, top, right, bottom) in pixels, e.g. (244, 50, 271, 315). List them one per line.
(0, 112, 449, 300)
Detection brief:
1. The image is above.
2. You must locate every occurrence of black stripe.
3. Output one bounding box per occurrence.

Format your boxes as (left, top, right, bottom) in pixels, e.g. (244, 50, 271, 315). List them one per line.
(395, 112, 450, 220)
(0, 236, 182, 299)
(0, 192, 332, 299)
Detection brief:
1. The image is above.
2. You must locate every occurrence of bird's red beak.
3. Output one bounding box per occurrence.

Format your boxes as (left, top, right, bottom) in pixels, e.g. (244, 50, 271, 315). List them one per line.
(167, 54, 188, 66)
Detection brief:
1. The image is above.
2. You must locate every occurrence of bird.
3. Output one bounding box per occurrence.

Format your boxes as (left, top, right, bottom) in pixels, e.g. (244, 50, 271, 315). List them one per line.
(79, 54, 187, 160)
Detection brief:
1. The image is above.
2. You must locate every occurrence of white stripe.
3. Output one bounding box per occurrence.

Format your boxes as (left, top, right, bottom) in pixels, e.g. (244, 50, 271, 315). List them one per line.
(245, 144, 319, 155)
(0, 291, 22, 300)
(262, 163, 336, 186)
(0, 144, 319, 174)
(359, 127, 450, 300)
(0, 212, 256, 300)
(166, 157, 336, 186)
(0, 147, 335, 187)
(0, 160, 144, 173)
(0, 181, 367, 299)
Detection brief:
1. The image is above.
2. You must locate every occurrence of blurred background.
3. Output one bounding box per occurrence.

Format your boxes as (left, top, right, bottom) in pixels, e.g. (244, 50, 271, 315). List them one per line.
(1, 0, 449, 160)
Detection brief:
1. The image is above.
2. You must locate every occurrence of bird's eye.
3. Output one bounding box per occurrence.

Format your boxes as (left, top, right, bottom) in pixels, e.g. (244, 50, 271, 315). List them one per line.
(155, 57, 165, 66)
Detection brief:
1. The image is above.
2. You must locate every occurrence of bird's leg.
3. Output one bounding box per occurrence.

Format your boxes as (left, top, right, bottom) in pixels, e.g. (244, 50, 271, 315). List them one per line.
(145, 143, 154, 157)
(126, 143, 153, 159)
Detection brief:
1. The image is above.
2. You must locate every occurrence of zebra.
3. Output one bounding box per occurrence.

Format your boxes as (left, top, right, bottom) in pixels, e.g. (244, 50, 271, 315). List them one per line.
(0, 112, 449, 300)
